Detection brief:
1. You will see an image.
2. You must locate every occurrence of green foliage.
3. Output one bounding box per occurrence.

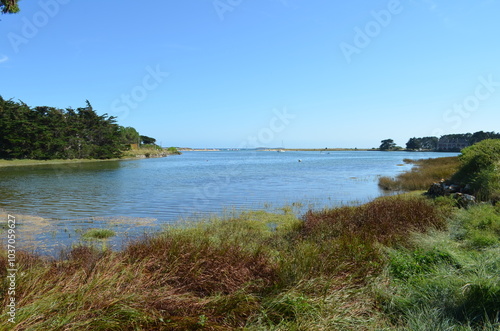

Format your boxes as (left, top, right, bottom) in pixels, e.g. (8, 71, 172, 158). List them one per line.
(379, 138, 397, 151)
(452, 139, 500, 201)
(457, 139, 500, 178)
(140, 135, 156, 145)
(473, 168, 500, 202)
(0, 0, 19, 14)
(406, 131, 500, 152)
(119, 126, 140, 145)
(406, 136, 438, 150)
(167, 146, 181, 154)
(0, 97, 128, 160)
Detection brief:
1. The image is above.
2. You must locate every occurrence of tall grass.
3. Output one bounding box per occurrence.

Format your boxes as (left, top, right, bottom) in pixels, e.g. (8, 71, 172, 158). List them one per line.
(379, 157, 460, 191)
(379, 204, 500, 329)
(2, 196, 497, 330)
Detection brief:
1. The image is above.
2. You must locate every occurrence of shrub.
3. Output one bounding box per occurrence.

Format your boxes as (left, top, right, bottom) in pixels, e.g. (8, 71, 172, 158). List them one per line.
(455, 139, 500, 180)
(452, 139, 500, 201)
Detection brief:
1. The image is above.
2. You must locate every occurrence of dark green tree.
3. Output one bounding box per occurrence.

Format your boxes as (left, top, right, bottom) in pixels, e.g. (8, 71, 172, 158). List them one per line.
(406, 137, 422, 150)
(380, 139, 397, 151)
(120, 126, 140, 146)
(406, 136, 438, 150)
(140, 135, 156, 145)
(469, 131, 500, 145)
(0, 97, 130, 160)
(420, 136, 438, 150)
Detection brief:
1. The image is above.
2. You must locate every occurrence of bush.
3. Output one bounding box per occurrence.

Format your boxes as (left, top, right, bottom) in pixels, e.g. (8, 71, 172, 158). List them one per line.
(455, 139, 500, 179)
(452, 139, 500, 201)
(472, 167, 500, 202)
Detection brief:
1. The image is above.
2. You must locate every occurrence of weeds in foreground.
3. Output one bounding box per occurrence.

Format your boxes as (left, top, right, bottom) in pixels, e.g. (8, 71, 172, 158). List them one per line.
(1, 195, 498, 330)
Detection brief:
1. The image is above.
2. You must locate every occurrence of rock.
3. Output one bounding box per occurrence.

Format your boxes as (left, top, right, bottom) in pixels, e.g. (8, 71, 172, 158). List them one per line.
(426, 181, 463, 197)
(448, 184, 461, 193)
(426, 182, 447, 197)
(453, 193, 476, 209)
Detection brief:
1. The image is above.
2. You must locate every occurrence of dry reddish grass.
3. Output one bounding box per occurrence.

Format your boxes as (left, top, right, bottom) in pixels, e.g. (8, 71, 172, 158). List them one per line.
(302, 196, 446, 246)
(124, 234, 278, 297)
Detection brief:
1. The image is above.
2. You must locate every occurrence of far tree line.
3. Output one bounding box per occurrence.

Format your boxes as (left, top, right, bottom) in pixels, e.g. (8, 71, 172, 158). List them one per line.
(379, 131, 500, 152)
(0, 97, 158, 160)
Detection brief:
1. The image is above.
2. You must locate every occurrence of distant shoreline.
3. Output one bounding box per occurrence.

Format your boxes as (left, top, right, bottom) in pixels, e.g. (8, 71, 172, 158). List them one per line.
(263, 148, 372, 152)
(0, 157, 147, 168)
(0, 154, 176, 169)
(180, 148, 453, 152)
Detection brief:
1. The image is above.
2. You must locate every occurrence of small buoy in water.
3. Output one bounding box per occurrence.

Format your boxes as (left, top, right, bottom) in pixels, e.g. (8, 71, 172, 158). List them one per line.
(298, 159, 302, 162)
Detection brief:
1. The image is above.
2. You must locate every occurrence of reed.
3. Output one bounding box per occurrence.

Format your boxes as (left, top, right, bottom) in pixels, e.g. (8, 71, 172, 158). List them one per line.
(378, 156, 460, 191)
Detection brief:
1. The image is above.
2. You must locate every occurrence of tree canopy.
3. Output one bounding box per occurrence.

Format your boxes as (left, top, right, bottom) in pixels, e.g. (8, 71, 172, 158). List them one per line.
(379, 139, 397, 151)
(0, 97, 142, 160)
(406, 136, 438, 151)
(406, 132, 500, 152)
(140, 135, 157, 145)
(1, 0, 20, 14)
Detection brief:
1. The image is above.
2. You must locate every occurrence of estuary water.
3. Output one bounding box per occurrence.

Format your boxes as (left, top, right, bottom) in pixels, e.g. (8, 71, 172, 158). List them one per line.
(0, 150, 456, 254)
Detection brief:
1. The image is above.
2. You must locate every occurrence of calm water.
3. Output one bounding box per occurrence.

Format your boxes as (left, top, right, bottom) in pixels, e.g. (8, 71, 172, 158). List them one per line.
(0, 150, 456, 254)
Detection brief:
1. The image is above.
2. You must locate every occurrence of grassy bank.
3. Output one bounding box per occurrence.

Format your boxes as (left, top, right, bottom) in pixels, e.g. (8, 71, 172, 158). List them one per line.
(4, 194, 498, 330)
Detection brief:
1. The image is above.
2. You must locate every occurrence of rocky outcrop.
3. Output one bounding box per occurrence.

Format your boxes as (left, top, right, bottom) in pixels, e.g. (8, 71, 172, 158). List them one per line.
(425, 180, 476, 208)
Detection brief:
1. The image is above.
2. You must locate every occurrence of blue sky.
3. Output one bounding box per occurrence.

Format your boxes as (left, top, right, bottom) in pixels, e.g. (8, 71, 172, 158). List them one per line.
(1, 0, 500, 148)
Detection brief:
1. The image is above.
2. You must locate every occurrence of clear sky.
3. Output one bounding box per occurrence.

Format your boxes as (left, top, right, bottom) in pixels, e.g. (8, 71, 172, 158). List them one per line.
(1, 0, 500, 148)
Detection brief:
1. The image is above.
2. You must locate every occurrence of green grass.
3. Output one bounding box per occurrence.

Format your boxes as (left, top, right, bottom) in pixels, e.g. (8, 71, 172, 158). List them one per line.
(379, 156, 460, 191)
(378, 204, 500, 329)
